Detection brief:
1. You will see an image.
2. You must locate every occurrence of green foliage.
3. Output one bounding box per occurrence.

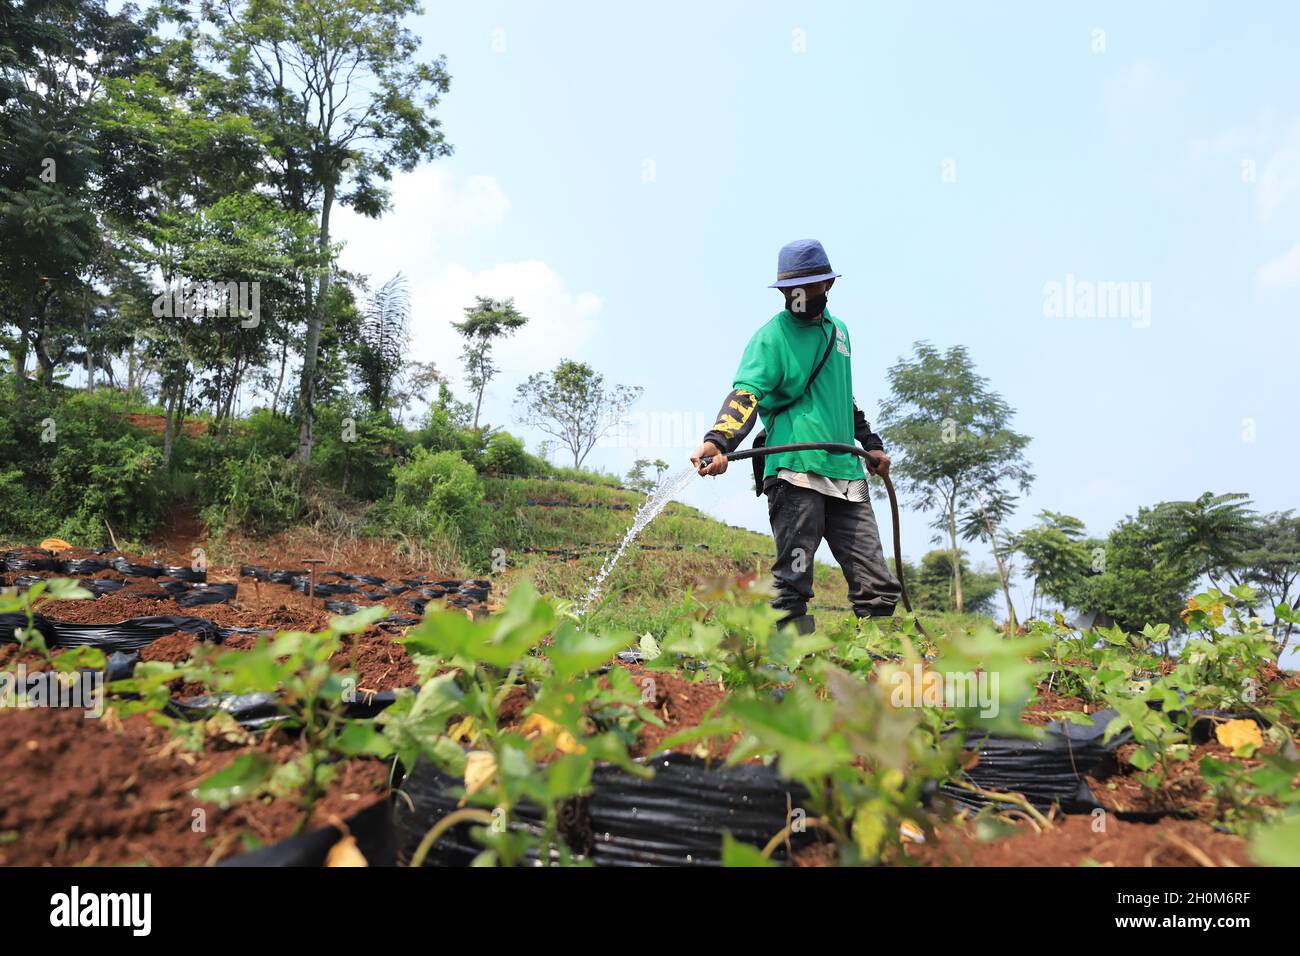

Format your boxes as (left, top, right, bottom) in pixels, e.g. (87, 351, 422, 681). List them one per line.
(184, 606, 394, 828)
(393, 448, 484, 521)
(386, 582, 643, 866)
(198, 448, 304, 535)
(910, 549, 1000, 615)
(514, 359, 642, 469)
(876, 342, 1033, 614)
(0, 386, 165, 542)
(482, 431, 543, 478)
(1073, 504, 1203, 633)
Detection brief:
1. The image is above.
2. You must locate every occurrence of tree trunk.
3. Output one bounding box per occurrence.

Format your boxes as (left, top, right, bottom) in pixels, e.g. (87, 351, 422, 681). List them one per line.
(297, 181, 335, 463)
(127, 337, 137, 397)
(271, 331, 289, 416)
(946, 504, 964, 613)
(82, 317, 95, 392)
(162, 383, 177, 465)
(991, 546, 1017, 632)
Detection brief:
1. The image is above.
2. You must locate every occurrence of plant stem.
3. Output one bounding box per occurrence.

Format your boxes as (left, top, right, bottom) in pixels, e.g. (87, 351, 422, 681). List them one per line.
(409, 808, 495, 868)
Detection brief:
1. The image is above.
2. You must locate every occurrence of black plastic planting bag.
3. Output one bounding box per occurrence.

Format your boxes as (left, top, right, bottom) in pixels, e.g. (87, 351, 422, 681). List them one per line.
(941, 709, 1132, 812)
(4, 550, 61, 572)
(171, 687, 401, 729)
(0, 612, 223, 652)
(219, 795, 397, 867)
(396, 752, 814, 867)
(60, 557, 111, 574)
(111, 556, 164, 577)
(586, 753, 814, 866)
(175, 582, 238, 607)
(162, 565, 207, 582)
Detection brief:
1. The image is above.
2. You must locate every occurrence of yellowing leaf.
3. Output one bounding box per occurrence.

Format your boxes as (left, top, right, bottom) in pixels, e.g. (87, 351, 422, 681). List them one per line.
(899, 820, 925, 844)
(1215, 719, 1263, 751)
(520, 713, 585, 756)
(464, 751, 496, 795)
(447, 716, 477, 743)
(325, 835, 368, 867)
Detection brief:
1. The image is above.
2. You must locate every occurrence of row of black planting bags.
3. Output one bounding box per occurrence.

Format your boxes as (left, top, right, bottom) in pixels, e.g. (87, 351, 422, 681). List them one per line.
(238, 564, 491, 609)
(4, 548, 207, 580)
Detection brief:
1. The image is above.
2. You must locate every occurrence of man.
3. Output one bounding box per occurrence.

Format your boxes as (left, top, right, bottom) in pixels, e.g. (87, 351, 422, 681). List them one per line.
(690, 238, 902, 632)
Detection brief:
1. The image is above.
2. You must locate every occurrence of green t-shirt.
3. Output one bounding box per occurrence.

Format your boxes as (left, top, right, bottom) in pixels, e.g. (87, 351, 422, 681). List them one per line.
(732, 309, 862, 481)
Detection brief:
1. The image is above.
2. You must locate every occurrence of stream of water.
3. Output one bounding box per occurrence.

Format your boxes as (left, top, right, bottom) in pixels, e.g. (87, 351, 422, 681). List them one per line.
(572, 465, 698, 616)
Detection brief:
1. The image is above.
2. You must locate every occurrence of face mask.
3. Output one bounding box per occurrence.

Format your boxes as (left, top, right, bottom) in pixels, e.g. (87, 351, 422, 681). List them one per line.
(786, 291, 827, 319)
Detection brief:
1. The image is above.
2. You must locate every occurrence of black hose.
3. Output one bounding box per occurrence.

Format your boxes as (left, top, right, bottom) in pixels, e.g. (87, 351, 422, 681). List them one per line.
(699, 442, 915, 616)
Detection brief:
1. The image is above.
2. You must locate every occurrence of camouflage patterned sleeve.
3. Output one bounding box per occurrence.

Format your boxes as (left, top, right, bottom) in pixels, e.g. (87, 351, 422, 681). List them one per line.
(702, 388, 760, 455)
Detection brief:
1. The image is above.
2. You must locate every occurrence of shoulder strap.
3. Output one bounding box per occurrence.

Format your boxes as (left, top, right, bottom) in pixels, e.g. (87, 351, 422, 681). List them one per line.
(769, 320, 836, 418)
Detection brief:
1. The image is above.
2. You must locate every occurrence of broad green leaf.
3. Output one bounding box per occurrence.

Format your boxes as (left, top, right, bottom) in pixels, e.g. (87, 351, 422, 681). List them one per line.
(195, 753, 274, 806)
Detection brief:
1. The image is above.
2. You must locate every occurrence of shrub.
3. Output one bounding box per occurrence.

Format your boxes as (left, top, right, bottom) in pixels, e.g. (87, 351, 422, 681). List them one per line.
(393, 448, 483, 520)
(199, 450, 304, 535)
(482, 431, 543, 477)
(0, 386, 167, 544)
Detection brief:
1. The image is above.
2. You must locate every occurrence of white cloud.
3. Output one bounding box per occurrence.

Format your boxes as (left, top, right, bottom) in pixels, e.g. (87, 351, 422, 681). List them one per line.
(405, 260, 602, 381)
(331, 164, 602, 417)
(1258, 241, 1300, 288)
(1180, 113, 1300, 221)
(336, 166, 509, 261)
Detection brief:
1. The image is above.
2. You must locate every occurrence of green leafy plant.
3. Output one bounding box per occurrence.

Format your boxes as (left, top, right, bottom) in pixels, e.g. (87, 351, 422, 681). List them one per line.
(386, 582, 644, 866)
(183, 606, 395, 832)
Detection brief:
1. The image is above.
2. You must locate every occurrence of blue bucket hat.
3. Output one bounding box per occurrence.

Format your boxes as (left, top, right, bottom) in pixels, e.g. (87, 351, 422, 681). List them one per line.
(768, 238, 841, 288)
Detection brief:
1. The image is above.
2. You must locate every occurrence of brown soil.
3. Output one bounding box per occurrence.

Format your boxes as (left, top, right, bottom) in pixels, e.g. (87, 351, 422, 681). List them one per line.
(0, 706, 391, 866)
(614, 663, 736, 759)
(1258, 660, 1300, 693)
(1084, 740, 1272, 821)
(124, 413, 207, 439)
(905, 813, 1252, 867)
(1020, 685, 1093, 726)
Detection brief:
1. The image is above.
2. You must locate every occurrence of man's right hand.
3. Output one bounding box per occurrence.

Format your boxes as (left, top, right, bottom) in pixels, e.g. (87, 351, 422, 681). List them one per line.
(691, 441, 728, 476)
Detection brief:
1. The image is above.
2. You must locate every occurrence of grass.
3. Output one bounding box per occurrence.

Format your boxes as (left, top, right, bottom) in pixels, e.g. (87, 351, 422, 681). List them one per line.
(483, 475, 996, 637)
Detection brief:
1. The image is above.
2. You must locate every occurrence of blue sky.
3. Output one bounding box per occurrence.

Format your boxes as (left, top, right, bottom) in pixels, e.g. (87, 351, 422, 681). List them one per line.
(331, 1, 1300, 617)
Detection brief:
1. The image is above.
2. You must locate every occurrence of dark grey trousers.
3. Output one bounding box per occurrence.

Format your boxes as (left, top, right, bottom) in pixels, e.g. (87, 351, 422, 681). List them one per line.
(766, 480, 902, 619)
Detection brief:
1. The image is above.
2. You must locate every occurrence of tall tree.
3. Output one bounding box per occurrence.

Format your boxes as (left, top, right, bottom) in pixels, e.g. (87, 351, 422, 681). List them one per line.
(514, 359, 641, 468)
(1074, 505, 1202, 635)
(452, 296, 528, 429)
(876, 342, 1033, 612)
(1153, 492, 1257, 589)
(1014, 510, 1092, 616)
(958, 488, 1020, 628)
(1238, 511, 1300, 648)
(203, 0, 453, 463)
(353, 272, 410, 413)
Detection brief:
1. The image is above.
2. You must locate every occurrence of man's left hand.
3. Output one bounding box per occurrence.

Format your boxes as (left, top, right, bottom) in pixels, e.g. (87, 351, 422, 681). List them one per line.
(867, 451, 890, 477)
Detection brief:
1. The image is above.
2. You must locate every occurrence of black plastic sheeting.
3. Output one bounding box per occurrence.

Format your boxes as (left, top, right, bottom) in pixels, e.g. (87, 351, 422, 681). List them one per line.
(219, 790, 398, 867)
(942, 710, 1133, 812)
(1, 611, 225, 652)
(174, 582, 238, 607)
(169, 686, 403, 730)
(396, 752, 816, 867)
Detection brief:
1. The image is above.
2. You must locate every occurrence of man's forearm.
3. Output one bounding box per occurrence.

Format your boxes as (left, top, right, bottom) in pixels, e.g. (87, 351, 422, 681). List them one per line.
(853, 401, 885, 451)
(702, 388, 760, 454)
